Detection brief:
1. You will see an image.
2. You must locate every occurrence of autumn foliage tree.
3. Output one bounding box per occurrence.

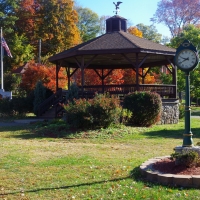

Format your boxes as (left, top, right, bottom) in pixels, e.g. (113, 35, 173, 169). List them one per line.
(20, 61, 67, 93)
(151, 0, 200, 37)
(123, 69, 156, 84)
(16, 0, 81, 56)
(127, 26, 143, 37)
(74, 69, 124, 86)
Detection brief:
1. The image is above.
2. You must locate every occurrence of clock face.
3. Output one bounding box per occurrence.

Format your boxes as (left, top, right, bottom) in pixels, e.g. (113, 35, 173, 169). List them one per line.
(176, 49, 197, 70)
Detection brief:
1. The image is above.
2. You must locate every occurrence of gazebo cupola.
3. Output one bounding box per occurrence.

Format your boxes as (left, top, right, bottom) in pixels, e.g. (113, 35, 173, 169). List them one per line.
(106, 15, 127, 33)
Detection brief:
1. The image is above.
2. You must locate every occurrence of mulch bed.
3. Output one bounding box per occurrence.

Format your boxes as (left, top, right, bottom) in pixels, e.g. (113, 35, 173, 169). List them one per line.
(153, 158, 200, 175)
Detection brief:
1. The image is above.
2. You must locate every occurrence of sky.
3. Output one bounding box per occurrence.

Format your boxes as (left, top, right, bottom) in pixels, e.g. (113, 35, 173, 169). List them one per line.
(75, 0, 171, 38)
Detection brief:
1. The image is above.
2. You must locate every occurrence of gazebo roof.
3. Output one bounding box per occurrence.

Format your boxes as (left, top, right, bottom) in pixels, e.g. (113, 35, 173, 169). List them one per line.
(49, 15, 175, 69)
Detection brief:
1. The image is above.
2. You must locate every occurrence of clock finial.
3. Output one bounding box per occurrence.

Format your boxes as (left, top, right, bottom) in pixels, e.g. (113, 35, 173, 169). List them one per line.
(113, 2, 123, 15)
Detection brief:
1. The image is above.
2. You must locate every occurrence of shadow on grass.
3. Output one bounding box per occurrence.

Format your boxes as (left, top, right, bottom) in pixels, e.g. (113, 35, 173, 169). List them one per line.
(3, 167, 148, 196)
(142, 127, 200, 139)
(7, 126, 200, 140)
(0, 124, 32, 132)
(3, 176, 131, 195)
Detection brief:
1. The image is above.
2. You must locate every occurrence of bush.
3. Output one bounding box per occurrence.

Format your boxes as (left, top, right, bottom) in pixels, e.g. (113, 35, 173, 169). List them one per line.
(179, 103, 185, 119)
(87, 93, 122, 128)
(123, 91, 162, 127)
(0, 98, 14, 117)
(0, 95, 34, 117)
(64, 93, 122, 129)
(171, 151, 199, 167)
(64, 98, 91, 129)
(12, 96, 34, 115)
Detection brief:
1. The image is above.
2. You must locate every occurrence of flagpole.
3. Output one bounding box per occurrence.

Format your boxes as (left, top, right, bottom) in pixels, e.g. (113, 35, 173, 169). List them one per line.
(0, 27, 3, 90)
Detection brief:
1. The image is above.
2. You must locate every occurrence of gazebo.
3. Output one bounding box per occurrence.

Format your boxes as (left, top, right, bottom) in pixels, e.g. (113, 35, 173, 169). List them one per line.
(47, 14, 179, 124)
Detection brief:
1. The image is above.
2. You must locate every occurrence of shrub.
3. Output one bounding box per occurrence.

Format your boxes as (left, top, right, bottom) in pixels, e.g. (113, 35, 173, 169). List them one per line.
(64, 98, 91, 129)
(179, 103, 185, 119)
(171, 151, 199, 167)
(87, 93, 122, 128)
(0, 98, 14, 117)
(123, 91, 162, 127)
(0, 95, 34, 117)
(12, 96, 34, 115)
(64, 93, 122, 129)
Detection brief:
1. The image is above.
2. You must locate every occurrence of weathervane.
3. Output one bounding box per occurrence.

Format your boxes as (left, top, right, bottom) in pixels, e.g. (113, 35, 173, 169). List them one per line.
(113, 2, 123, 15)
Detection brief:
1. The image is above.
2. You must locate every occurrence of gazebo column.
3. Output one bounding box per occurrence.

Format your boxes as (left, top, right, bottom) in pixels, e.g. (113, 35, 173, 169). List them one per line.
(123, 53, 148, 91)
(142, 68, 145, 84)
(66, 67, 71, 90)
(136, 53, 139, 91)
(102, 68, 105, 93)
(172, 65, 177, 98)
(80, 57, 85, 96)
(56, 63, 61, 91)
(166, 57, 177, 98)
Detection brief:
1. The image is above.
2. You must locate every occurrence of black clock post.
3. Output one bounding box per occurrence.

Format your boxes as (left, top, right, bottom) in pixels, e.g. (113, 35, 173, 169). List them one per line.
(174, 40, 199, 147)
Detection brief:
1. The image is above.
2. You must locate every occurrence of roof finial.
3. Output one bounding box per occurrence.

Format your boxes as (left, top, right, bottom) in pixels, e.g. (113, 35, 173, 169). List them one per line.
(113, 2, 122, 15)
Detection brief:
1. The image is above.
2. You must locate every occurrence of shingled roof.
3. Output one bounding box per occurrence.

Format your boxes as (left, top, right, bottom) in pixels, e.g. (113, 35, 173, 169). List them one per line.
(49, 15, 175, 69)
(49, 31, 175, 62)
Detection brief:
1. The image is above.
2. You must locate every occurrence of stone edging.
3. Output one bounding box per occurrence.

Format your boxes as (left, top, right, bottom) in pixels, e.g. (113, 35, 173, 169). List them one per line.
(140, 156, 200, 188)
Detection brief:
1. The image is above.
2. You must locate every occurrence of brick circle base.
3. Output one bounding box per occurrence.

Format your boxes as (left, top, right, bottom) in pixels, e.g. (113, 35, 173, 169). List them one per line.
(140, 156, 200, 188)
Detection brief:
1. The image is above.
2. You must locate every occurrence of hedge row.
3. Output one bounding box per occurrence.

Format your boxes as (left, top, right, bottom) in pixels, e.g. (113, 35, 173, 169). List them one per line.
(64, 91, 162, 128)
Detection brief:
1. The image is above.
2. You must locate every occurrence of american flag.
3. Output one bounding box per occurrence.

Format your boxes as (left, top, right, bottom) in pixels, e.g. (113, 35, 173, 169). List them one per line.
(1, 37, 12, 58)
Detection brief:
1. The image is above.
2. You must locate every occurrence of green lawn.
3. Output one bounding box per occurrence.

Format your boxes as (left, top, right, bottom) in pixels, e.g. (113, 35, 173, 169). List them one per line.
(1, 118, 200, 199)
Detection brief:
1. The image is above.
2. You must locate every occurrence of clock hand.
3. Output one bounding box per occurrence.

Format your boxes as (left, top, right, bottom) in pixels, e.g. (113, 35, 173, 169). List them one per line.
(179, 57, 189, 64)
(180, 56, 188, 59)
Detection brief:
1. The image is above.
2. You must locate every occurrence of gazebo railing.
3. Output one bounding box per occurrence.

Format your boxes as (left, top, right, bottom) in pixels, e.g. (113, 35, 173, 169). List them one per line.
(78, 84, 176, 98)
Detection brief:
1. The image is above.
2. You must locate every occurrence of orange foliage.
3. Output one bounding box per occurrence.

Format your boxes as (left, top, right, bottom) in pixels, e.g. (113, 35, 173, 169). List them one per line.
(123, 68, 155, 84)
(73, 68, 156, 86)
(127, 26, 143, 38)
(74, 69, 124, 85)
(20, 61, 67, 92)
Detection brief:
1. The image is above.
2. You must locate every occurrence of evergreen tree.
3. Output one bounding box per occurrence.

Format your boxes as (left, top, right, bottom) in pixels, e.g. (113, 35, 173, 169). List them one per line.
(33, 81, 46, 116)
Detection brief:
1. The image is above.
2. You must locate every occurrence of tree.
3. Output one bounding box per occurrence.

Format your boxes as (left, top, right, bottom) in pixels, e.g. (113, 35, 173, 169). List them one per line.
(170, 24, 200, 48)
(13, 0, 82, 61)
(123, 69, 156, 84)
(4, 72, 20, 91)
(75, 6, 100, 42)
(33, 81, 46, 116)
(127, 26, 143, 37)
(0, 0, 19, 35)
(151, 0, 200, 37)
(99, 15, 110, 35)
(169, 25, 200, 100)
(74, 69, 124, 86)
(20, 61, 67, 93)
(11, 34, 34, 69)
(136, 23, 162, 43)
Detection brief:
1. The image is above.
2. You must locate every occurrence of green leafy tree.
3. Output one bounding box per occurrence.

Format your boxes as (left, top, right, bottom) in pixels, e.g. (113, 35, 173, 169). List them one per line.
(136, 23, 162, 43)
(11, 34, 34, 69)
(169, 24, 200, 101)
(75, 6, 100, 42)
(0, 0, 19, 35)
(4, 72, 20, 91)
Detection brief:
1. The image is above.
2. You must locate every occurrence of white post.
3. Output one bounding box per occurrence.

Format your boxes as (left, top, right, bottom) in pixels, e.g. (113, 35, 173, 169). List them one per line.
(0, 27, 3, 90)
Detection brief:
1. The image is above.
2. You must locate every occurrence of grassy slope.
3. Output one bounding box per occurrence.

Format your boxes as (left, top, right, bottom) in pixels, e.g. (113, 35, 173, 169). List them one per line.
(1, 118, 200, 199)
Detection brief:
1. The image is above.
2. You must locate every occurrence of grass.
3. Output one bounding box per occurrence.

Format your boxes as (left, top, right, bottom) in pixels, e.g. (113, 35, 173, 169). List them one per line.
(1, 117, 200, 199)
(191, 106, 200, 116)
